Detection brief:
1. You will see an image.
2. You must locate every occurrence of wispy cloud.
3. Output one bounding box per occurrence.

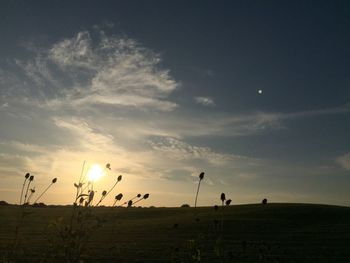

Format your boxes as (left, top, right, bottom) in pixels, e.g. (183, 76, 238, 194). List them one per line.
(1, 30, 178, 111)
(195, 96, 215, 106)
(148, 136, 252, 166)
(337, 152, 350, 170)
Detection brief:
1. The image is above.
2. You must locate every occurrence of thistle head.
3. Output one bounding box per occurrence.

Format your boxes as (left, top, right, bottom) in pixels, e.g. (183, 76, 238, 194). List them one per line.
(137, 193, 141, 198)
(29, 175, 34, 181)
(106, 163, 111, 170)
(220, 193, 226, 202)
(127, 200, 133, 207)
(25, 173, 30, 179)
(30, 188, 35, 193)
(115, 193, 123, 201)
(88, 190, 94, 202)
(102, 190, 107, 196)
(52, 178, 57, 184)
(143, 193, 150, 199)
(117, 175, 122, 182)
(199, 172, 204, 180)
(225, 199, 232, 206)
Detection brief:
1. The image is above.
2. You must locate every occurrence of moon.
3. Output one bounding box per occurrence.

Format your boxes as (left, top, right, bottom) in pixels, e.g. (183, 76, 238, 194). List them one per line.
(258, 89, 263, 94)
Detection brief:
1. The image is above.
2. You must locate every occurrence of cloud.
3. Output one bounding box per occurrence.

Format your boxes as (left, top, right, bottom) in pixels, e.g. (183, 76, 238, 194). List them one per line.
(1, 28, 350, 206)
(195, 96, 215, 106)
(148, 136, 257, 166)
(1, 30, 178, 111)
(337, 152, 350, 170)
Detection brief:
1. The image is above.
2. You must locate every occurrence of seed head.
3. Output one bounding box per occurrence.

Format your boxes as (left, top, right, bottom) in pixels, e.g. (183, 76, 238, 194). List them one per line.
(137, 193, 141, 198)
(106, 163, 111, 170)
(52, 178, 57, 184)
(199, 172, 204, 180)
(127, 200, 133, 207)
(30, 188, 35, 193)
(115, 193, 123, 201)
(117, 175, 122, 182)
(102, 190, 107, 196)
(88, 190, 94, 202)
(25, 173, 30, 179)
(29, 175, 34, 181)
(143, 193, 150, 199)
(220, 193, 226, 202)
(225, 199, 232, 206)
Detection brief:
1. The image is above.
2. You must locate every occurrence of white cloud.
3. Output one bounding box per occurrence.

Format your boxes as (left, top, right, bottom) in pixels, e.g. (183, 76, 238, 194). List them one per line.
(337, 152, 350, 170)
(195, 96, 215, 106)
(1, 30, 178, 111)
(148, 136, 256, 166)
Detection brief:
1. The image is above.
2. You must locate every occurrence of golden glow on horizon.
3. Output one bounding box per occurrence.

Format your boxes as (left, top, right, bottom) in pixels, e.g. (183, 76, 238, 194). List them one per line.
(87, 164, 105, 182)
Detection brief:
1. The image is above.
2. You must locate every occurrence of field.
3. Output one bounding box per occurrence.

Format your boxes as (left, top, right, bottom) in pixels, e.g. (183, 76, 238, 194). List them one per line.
(1, 203, 350, 262)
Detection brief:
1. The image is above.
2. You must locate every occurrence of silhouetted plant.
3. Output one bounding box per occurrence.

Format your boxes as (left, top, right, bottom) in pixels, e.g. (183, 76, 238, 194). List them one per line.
(262, 198, 267, 205)
(194, 172, 205, 208)
(121, 193, 141, 206)
(46, 162, 113, 262)
(33, 177, 57, 204)
(95, 175, 122, 206)
(225, 199, 231, 206)
(23, 175, 34, 204)
(8, 173, 35, 261)
(26, 187, 35, 204)
(19, 173, 30, 205)
(220, 193, 226, 206)
(220, 193, 226, 233)
(86, 190, 95, 206)
(112, 193, 123, 206)
(127, 200, 133, 207)
(133, 193, 150, 206)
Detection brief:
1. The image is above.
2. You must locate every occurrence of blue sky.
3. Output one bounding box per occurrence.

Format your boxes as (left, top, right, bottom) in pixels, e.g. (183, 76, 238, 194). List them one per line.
(0, 1, 350, 206)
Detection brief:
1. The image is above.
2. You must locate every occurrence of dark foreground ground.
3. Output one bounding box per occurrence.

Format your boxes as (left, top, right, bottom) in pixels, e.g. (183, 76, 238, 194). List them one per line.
(1, 203, 350, 262)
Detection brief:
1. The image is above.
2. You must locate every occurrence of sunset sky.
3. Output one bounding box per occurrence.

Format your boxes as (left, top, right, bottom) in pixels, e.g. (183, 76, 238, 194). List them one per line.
(1, 1, 350, 207)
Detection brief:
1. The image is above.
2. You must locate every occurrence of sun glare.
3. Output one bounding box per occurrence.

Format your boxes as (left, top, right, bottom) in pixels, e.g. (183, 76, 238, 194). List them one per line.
(87, 164, 105, 182)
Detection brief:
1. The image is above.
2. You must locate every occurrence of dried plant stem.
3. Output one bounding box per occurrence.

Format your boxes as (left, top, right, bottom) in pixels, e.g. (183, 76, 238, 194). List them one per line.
(19, 178, 28, 205)
(78, 160, 86, 185)
(33, 183, 53, 204)
(95, 181, 120, 206)
(121, 195, 139, 206)
(194, 180, 202, 208)
(133, 197, 145, 205)
(221, 202, 224, 233)
(74, 161, 86, 202)
(24, 180, 33, 204)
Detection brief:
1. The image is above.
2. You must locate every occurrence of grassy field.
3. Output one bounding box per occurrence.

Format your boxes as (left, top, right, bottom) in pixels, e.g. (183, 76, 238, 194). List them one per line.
(1, 203, 350, 262)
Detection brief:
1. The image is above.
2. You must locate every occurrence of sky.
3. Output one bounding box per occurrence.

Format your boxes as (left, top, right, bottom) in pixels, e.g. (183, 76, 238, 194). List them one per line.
(0, 1, 350, 207)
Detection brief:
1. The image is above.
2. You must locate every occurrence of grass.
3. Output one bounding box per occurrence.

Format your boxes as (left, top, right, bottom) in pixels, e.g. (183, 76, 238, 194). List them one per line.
(1, 203, 350, 262)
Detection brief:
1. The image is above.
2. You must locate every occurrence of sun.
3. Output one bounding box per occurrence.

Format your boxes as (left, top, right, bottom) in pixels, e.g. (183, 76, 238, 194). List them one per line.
(87, 164, 105, 182)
